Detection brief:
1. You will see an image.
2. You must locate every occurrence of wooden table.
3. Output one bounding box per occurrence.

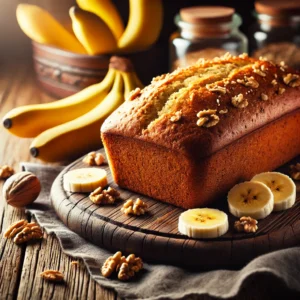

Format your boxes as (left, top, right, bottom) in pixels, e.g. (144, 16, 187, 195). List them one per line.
(0, 62, 299, 300)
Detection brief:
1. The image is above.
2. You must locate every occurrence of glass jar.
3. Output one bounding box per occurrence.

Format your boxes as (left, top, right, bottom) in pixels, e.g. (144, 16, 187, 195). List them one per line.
(169, 6, 248, 71)
(250, 0, 300, 69)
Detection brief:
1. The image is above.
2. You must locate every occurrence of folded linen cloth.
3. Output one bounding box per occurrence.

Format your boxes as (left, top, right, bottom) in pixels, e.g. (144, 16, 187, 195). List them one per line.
(22, 162, 300, 300)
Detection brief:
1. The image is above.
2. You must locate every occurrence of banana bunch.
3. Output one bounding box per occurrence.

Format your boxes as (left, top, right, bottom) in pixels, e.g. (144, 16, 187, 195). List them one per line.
(17, 0, 163, 55)
(2, 57, 143, 162)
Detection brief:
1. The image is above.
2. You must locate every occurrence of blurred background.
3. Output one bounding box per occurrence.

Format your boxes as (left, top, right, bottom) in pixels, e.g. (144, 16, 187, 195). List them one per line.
(0, 0, 255, 66)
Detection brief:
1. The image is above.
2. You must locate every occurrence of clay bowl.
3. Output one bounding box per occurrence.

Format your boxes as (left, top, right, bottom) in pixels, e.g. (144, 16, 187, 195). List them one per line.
(32, 42, 110, 98)
(32, 42, 164, 98)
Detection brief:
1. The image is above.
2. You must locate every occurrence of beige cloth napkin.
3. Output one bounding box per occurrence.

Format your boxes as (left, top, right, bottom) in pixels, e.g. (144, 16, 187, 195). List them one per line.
(22, 162, 300, 300)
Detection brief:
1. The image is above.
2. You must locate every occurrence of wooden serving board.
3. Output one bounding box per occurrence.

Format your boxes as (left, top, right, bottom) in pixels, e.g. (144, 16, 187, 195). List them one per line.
(51, 150, 300, 269)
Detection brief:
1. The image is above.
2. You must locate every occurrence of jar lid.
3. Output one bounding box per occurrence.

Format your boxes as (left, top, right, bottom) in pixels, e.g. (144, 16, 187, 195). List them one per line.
(180, 6, 235, 24)
(255, 0, 300, 16)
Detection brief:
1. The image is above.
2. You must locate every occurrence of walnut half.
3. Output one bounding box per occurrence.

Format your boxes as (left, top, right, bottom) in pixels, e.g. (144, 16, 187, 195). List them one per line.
(40, 270, 64, 282)
(196, 109, 219, 128)
(89, 186, 120, 205)
(121, 198, 148, 216)
(234, 216, 258, 233)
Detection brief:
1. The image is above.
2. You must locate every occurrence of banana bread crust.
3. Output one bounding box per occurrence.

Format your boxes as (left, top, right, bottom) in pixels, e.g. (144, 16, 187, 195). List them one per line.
(101, 54, 300, 208)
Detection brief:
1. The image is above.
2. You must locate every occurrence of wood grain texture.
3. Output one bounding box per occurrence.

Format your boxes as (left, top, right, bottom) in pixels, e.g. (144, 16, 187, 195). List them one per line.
(51, 149, 300, 269)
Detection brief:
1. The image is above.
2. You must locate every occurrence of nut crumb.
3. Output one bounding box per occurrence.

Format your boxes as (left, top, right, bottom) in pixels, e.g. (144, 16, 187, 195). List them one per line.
(283, 73, 300, 87)
(271, 79, 278, 86)
(40, 270, 64, 282)
(219, 108, 228, 114)
(260, 93, 268, 101)
(278, 87, 286, 95)
(237, 76, 259, 88)
(196, 109, 219, 127)
(121, 198, 148, 216)
(0, 165, 14, 179)
(170, 110, 182, 122)
(252, 64, 266, 77)
(127, 87, 141, 101)
(290, 163, 300, 180)
(83, 152, 105, 166)
(206, 84, 227, 94)
(71, 261, 79, 267)
(231, 94, 248, 108)
(234, 216, 258, 233)
(90, 186, 120, 205)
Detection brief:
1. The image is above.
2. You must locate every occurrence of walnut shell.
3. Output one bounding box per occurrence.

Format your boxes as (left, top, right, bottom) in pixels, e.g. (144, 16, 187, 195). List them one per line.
(3, 171, 41, 208)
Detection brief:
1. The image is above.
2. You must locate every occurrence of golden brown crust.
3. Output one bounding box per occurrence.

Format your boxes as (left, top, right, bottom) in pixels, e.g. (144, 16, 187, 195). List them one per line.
(102, 54, 300, 159)
(101, 53, 300, 208)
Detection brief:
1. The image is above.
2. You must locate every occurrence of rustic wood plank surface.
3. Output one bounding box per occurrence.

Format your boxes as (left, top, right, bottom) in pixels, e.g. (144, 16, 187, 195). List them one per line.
(0, 62, 299, 299)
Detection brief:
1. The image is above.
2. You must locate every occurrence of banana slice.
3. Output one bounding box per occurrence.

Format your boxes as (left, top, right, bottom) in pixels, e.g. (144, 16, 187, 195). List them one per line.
(178, 208, 229, 239)
(63, 168, 107, 193)
(251, 172, 296, 211)
(228, 181, 274, 219)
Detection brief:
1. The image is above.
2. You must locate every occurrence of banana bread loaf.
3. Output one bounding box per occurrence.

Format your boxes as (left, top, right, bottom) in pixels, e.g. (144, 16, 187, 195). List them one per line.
(101, 53, 300, 209)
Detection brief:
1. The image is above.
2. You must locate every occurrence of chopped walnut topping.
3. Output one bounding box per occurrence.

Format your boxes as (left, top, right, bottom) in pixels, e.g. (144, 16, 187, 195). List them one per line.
(196, 109, 219, 128)
(127, 87, 141, 101)
(252, 64, 266, 77)
(283, 73, 300, 87)
(101, 251, 122, 278)
(261, 64, 267, 71)
(271, 79, 278, 86)
(71, 261, 79, 267)
(0, 165, 14, 179)
(219, 108, 228, 114)
(274, 74, 278, 79)
(121, 198, 148, 216)
(170, 110, 182, 122)
(239, 53, 248, 59)
(40, 270, 64, 282)
(117, 254, 143, 281)
(234, 216, 258, 233)
(231, 94, 248, 108)
(260, 93, 268, 101)
(206, 84, 227, 94)
(89, 186, 120, 205)
(82, 152, 105, 166)
(290, 163, 300, 180)
(152, 74, 167, 82)
(237, 76, 259, 88)
(259, 56, 267, 61)
(4, 219, 28, 238)
(231, 80, 236, 84)
(13, 222, 43, 244)
(278, 87, 286, 95)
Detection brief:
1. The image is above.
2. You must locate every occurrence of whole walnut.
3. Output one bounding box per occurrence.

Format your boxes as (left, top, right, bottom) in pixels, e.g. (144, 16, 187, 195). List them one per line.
(3, 172, 41, 208)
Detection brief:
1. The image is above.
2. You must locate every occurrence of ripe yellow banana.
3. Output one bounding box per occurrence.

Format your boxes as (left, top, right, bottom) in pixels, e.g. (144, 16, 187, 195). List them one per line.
(121, 71, 140, 99)
(2, 68, 116, 138)
(118, 0, 163, 52)
(76, 0, 124, 41)
(16, 4, 86, 54)
(30, 72, 124, 162)
(70, 6, 117, 55)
